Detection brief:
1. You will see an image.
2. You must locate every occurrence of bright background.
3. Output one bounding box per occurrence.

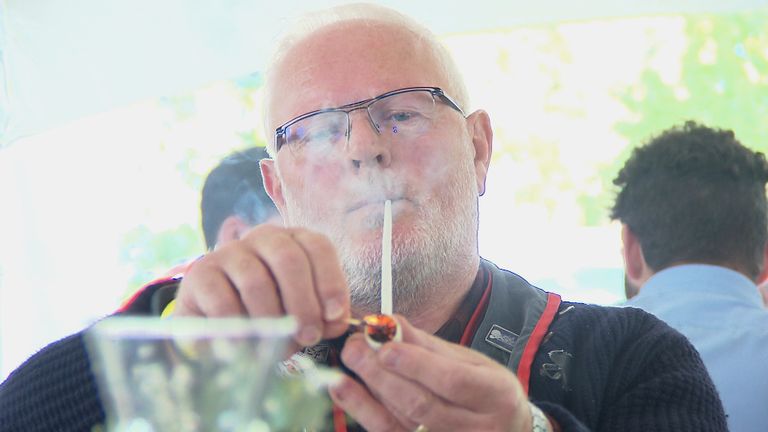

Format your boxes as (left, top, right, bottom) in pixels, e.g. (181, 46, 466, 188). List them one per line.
(1, 0, 767, 381)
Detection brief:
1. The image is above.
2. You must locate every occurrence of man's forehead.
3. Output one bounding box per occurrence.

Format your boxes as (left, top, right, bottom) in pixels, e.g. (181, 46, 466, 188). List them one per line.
(268, 23, 444, 126)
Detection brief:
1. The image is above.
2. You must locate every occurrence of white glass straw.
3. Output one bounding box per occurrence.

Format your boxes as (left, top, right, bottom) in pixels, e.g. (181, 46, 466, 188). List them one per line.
(381, 200, 393, 315)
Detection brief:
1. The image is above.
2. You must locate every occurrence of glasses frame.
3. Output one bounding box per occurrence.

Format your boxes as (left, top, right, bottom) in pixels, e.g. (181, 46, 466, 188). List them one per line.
(274, 86, 466, 153)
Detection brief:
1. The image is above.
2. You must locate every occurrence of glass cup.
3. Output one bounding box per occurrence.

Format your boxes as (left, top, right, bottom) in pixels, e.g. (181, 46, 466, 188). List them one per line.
(85, 316, 298, 432)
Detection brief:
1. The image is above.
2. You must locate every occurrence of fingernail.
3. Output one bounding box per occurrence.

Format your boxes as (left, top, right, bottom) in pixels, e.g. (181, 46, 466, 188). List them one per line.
(324, 297, 345, 321)
(342, 343, 364, 368)
(379, 345, 399, 367)
(329, 377, 349, 401)
(298, 325, 321, 346)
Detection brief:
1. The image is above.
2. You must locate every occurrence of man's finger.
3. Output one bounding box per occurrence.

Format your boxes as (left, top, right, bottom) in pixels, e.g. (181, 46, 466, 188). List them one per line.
(342, 334, 485, 431)
(329, 375, 407, 432)
(217, 250, 283, 317)
(175, 258, 246, 316)
(290, 229, 351, 337)
(376, 339, 522, 410)
(396, 315, 493, 365)
(244, 228, 323, 346)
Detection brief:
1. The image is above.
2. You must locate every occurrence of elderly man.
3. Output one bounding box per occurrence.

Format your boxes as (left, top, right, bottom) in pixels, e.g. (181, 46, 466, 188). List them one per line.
(0, 4, 725, 432)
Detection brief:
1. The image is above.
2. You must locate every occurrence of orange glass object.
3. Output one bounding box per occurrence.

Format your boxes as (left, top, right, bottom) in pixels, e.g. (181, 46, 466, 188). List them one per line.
(362, 314, 399, 344)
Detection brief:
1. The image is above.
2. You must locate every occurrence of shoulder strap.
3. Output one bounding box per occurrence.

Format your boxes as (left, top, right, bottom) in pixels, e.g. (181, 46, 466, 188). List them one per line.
(117, 277, 180, 316)
(516, 292, 560, 394)
(469, 260, 561, 395)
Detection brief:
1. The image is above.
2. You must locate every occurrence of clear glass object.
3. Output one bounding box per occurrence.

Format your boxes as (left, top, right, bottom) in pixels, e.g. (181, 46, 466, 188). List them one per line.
(85, 316, 298, 432)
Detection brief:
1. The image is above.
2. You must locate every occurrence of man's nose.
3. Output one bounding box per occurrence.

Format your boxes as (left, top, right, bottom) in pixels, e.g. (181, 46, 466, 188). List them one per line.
(346, 110, 392, 170)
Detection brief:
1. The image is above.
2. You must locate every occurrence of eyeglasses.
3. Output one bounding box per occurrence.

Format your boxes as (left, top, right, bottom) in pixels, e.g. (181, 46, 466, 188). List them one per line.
(274, 87, 465, 154)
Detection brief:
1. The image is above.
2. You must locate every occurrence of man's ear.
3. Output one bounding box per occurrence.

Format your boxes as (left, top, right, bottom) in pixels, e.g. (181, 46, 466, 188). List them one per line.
(216, 215, 251, 247)
(621, 224, 650, 288)
(260, 158, 287, 218)
(466, 110, 493, 196)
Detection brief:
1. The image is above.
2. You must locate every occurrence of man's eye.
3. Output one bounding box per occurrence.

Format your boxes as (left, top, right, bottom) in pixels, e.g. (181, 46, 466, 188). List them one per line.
(292, 124, 345, 146)
(315, 126, 345, 142)
(390, 111, 420, 122)
(286, 125, 309, 146)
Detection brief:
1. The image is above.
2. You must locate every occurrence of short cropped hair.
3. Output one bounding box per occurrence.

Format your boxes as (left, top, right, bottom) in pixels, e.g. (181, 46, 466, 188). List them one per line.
(611, 121, 768, 279)
(200, 147, 278, 249)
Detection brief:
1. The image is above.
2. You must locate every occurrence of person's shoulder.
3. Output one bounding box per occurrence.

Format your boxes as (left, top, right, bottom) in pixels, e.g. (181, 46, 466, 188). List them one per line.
(0, 330, 104, 431)
(482, 259, 535, 287)
(559, 300, 659, 319)
(555, 301, 674, 330)
(484, 260, 680, 338)
(117, 277, 181, 316)
(533, 304, 726, 431)
(540, 301, 709, 398)
(549, 301, 689, 351)
(2, 331, 89, 384)
(117, 257, 199, 316)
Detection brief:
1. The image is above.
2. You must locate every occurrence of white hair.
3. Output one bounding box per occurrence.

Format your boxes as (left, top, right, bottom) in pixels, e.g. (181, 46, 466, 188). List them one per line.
(261, 2, 470, 156)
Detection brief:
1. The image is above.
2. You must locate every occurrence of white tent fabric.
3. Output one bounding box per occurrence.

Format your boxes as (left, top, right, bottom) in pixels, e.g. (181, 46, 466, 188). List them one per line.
(1, 0, 765, 147)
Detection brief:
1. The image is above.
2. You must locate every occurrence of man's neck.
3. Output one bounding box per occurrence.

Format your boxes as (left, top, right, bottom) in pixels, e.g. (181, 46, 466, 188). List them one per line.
(404, 257, 481, 335)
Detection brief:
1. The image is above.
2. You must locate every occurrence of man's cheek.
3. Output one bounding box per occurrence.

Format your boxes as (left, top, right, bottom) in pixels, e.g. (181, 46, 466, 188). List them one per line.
(308, 162, 346, 187)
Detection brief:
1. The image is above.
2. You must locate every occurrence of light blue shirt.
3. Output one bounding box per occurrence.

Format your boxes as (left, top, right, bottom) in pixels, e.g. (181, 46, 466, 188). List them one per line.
(625, 264, 768, 432)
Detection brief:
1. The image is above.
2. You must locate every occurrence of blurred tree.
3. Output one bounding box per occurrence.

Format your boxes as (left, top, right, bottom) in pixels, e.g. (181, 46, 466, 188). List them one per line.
(119, 77, 266, 297)
(617, 12, 768, 150)
(120, 224, 203, 297)
(586, 10, 768, 225)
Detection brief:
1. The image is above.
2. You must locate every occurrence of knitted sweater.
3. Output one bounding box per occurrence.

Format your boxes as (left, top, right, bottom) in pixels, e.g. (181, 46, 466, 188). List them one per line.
(529, 303, 725, 431)
(0, 277, 726, 431)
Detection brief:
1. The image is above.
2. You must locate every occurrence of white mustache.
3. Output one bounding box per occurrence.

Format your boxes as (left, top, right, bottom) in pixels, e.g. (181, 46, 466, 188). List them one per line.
(341, 172, 416, 212)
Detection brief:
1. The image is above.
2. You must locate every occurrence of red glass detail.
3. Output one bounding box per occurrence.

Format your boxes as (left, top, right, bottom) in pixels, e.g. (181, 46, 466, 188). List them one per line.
(362, 314, 398, 343)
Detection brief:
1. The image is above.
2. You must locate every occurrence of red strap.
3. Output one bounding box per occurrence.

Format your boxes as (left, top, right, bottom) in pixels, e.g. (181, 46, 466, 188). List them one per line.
(459, 268, 493, 347)
(516, 292, 561, 395)
(328, 345, 348, 432)
(115, 275, 176, 313)
(332, 404, 348, 432)
(115, 258, 198, 313)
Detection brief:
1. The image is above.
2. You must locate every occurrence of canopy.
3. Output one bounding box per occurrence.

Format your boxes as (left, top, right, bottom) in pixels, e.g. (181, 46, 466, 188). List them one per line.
(1, 0, 764, 146)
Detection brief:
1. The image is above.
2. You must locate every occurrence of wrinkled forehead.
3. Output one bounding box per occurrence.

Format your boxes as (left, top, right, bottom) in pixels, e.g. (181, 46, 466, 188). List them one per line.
(265, 21, 449, 132)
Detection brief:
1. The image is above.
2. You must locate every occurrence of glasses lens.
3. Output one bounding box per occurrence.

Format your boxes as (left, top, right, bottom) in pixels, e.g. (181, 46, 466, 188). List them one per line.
(283, 111, 348, 154)
(369, 90, 437, 137)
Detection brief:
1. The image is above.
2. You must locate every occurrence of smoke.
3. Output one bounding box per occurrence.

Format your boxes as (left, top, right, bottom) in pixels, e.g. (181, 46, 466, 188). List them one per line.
(279, 133, 479, 315)
(341, 169, 478, 316)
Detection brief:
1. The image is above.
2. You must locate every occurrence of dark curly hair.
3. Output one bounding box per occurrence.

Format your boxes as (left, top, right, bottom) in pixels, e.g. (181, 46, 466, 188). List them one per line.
(201, 147, 279, 250)
(611, 121, 768, 279)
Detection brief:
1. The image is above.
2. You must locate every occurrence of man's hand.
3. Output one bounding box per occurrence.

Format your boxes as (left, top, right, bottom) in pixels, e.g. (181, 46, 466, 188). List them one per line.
(173, 225, 351, 347)
(330, 316, 536, 432)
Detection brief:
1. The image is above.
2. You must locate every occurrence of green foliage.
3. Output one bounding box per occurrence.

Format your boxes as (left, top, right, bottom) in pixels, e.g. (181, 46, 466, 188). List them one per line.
(120, 76, 268, 298)
(509, 136, 578, 217)
(120, 224, 204, 297)
(617, 12, 768, 149)
(238, 130, 268, 149)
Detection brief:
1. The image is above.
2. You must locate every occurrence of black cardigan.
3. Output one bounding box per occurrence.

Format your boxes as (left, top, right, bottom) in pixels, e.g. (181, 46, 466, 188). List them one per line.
(0, 262, 726, 431)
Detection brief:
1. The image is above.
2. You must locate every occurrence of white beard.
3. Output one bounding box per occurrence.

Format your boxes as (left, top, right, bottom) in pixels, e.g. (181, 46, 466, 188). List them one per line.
(281, 153, 479, 315)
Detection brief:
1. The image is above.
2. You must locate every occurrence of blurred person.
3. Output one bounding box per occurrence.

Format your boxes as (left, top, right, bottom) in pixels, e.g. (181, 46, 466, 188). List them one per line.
(122, 146, 282, 315)
(0, 4, 725, 432)
(199, 146, 282, 250)
(613, 121, 768, 432)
